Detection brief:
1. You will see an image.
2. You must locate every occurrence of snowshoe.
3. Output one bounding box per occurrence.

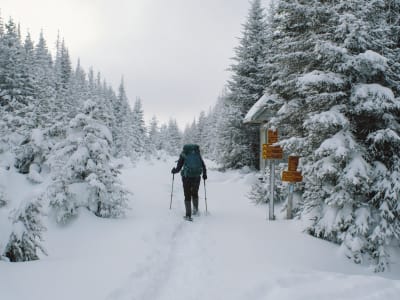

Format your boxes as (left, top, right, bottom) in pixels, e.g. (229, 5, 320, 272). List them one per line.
(183, 216, 193, 222)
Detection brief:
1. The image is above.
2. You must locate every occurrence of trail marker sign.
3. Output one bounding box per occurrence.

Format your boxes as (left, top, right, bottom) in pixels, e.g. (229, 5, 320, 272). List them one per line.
(267, 129, 278, 144)
(282, 156, 302, 183)
(263, 129, 283, 160)
(282, 156, 302, 220)
(282, 171, 303, 182)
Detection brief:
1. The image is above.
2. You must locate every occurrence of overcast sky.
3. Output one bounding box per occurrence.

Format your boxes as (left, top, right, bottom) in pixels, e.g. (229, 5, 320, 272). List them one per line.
(1, 0, 269, 128)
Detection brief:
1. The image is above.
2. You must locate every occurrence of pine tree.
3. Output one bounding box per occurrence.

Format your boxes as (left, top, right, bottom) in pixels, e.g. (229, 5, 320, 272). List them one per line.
(112, 78, 135, 158)
(265, 0, 400, 271)
(148, 115, 161, 152)
(32, 31, 57, 128)
(0, 18, 32, 134)
(48, 100, 129, 222)
(220, 0, 269, 169)
(4, 198, 47, 262)
(131, 97, 147, 156)
(166, 119, 183, 155)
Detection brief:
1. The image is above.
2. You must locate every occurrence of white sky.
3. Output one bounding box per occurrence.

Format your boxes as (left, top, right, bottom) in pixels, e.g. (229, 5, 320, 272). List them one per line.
(1, 0, 270, 128)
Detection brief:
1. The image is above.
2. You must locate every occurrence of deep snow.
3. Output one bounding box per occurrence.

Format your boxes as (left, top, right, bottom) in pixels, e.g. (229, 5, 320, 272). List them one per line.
(1, 157, 400, 300)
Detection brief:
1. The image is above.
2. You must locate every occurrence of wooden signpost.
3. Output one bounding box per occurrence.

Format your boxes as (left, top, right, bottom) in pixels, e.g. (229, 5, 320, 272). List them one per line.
(281, 156, 303, 219)
(262, 129, 283, 160)
(263, 129, 283, 220)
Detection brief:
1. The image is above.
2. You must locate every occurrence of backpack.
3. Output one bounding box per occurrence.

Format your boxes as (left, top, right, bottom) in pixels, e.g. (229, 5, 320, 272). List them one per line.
(181, 144, 203, 178)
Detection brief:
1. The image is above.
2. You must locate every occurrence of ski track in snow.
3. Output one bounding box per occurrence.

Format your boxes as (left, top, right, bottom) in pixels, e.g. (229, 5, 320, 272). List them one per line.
(1, 157, 400, 300)
(106, 159, 400, 300)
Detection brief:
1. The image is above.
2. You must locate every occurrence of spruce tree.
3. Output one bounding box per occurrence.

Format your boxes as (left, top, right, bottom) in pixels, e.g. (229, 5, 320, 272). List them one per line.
(131, 97, 147, 156)
(4, 198, 47, 262)
(113, 78, 135, 158)
(220, 0, 268, 169)
(148, 115, 161, 152)
(266, 0, 400, 271)
(48, 100, 129, 222)
(0, 18, 32, 134)
(32, 31, 57, 128)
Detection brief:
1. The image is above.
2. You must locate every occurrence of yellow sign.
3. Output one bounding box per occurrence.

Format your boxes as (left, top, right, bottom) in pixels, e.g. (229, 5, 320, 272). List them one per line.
(262, 129, 283, 160)
(262, 144, 283, 159)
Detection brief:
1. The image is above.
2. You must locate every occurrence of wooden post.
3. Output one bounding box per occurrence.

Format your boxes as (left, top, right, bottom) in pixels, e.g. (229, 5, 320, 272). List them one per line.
(287, 183, 294, 219)
(269, 160, 275, 220)
(282, 156, 302, 220)
(260, 126, 267, 171)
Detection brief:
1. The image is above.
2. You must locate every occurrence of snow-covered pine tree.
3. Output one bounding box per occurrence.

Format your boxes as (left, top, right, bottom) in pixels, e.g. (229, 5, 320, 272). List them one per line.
(341, 0, 400, 271)
(112, 78, 136, 158)
(131, 97, 147, 156)
(0, 18, 34, 138)
(4, 197, 47, 262)
(182, 120, 196, 146)
(214, 94, 245, 169)
(166, 119, 183, 155)
(266, 0, 400, 271)
(219, 0, 268, 169)
(32, 31, 57, 128)
(48, 99, 129, 222)
(205, 90, 227, 162)
(148, 115, 161, 153)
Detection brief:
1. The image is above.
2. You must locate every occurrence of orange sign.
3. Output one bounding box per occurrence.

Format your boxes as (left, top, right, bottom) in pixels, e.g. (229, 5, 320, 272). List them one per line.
(282, 171, 303, 182)
(288, 156, 300, 172)
(262, 129, 283, 159)
(267, 129, 278, 144)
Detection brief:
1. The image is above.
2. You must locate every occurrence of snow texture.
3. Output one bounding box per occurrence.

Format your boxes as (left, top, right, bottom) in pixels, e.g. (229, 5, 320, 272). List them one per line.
(0, 157, 399, 299)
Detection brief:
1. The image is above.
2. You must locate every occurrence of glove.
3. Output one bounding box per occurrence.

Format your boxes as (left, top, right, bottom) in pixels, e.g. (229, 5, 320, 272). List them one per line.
(203, 174, 207, 180)
(171, 167, 177, 174)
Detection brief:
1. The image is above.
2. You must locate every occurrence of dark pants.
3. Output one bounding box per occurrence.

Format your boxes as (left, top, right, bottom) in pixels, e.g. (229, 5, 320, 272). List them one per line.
(182, 176, 200, 217)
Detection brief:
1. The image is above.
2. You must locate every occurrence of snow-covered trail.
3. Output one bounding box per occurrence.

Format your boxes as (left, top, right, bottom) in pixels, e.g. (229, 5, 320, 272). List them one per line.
(1, 157, 400, 300)
(109, 158, 400, 300)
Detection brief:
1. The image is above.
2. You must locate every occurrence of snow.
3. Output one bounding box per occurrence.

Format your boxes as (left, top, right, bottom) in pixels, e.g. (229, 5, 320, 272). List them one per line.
(0, 157, 400, 299)
(352, 83, 396, 114)
(244, 94, 279, 123)
(298, 70, 345, 87)
(356, 50, 388, 72)
(304, 108, 349, 132)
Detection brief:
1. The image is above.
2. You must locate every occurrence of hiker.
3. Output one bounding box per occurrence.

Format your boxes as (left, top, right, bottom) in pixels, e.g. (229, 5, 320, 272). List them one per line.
(171, 144, 207, 220)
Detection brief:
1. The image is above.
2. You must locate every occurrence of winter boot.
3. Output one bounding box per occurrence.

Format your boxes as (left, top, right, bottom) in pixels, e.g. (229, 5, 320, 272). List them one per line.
(184, 200, 192, 218)
(183, 215, 193, 221)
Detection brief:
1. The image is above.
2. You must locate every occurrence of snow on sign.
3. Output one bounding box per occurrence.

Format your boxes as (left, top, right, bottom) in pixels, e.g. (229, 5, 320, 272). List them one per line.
(282, 156, 303, 182)
(263, 129, 283, 159)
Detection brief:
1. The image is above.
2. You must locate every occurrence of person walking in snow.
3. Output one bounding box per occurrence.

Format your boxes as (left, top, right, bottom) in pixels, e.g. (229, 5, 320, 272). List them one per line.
(171, 144, 207, 221)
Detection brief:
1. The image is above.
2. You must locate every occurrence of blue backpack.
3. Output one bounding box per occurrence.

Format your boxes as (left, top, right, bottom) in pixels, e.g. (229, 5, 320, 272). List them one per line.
(181, 144, 203, 178)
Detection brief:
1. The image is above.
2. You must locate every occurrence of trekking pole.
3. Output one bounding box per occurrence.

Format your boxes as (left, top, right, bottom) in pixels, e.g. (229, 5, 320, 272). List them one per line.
(170, 174, 175, 209)
(203, 179, 208, 213)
